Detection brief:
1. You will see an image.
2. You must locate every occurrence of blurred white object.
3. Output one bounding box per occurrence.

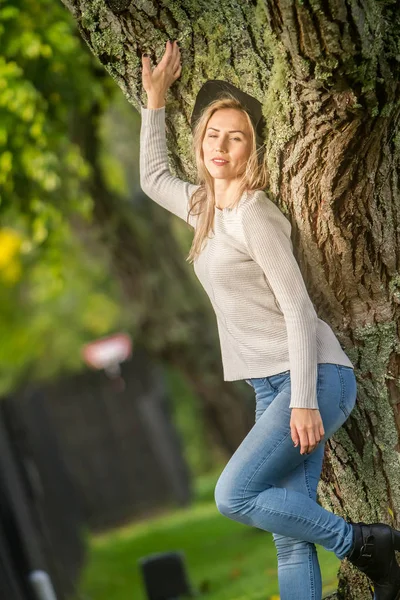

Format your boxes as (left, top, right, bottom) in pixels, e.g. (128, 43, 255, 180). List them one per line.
(81, 332, 132, 377)
(28, 570, 57, 600)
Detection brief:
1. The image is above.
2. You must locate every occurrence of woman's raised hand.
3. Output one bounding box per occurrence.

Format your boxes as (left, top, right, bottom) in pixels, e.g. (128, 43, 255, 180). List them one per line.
(142, 40, 182, 101)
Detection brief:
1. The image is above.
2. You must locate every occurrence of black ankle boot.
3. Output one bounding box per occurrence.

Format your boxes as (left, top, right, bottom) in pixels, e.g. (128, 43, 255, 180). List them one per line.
(346, 521, 400, 600)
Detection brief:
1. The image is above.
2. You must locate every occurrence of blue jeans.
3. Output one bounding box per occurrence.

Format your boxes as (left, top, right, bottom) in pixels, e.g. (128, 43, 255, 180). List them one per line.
(214, 363, 357, 600)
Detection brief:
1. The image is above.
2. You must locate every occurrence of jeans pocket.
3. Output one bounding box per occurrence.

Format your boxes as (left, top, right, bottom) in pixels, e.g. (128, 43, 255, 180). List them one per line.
(337, 365, 357, 418)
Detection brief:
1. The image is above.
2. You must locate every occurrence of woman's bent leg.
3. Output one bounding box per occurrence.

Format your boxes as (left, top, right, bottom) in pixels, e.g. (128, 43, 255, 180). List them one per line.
(215, 364, 357, 594)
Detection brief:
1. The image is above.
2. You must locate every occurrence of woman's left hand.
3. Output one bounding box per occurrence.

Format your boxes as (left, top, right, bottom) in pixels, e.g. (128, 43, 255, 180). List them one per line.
(290, 408, 325, 455)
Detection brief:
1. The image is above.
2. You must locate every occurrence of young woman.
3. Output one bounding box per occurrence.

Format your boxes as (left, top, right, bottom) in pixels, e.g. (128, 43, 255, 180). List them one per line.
(140, 40, 400, 600)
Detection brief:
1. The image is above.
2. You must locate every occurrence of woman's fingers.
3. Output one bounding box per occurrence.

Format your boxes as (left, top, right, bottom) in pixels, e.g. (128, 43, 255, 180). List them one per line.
(291, 409, 325, 455)
(160, 40, 180, 69)
(159, 39, 174, 69)
(172, 51, 181, 74)
(167, 41, 181, 77)
(307, 431, 317, 454)
(299, 430, 309, 455)
(141, 55, 152, 91)
(299, 429, 320, 454)
(149, 41, 181, 82)
(141, 40, 181, 95)
(304, 427, 324, 454)
(141, 41, 175, 73)
(141, 54, 151, 72)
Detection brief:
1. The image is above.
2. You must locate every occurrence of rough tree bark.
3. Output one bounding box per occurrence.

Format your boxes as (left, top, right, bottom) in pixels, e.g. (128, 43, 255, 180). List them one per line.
(60, 1, 400, 597)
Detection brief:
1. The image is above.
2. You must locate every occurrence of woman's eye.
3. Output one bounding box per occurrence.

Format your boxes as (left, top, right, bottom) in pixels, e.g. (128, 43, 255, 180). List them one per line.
(208, 135, 241, 141)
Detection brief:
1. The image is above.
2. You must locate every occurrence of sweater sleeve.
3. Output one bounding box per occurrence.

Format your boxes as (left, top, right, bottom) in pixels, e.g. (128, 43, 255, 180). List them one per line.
(140, 105, 200, 228)
(242, 197, 319, 410)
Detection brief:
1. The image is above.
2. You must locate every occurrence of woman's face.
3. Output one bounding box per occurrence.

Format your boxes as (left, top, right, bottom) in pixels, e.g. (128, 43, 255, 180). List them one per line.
(202, 108, 252, 181)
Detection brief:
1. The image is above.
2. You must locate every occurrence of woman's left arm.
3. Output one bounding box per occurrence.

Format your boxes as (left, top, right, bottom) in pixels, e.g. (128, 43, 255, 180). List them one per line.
(242, 196, 325, 454)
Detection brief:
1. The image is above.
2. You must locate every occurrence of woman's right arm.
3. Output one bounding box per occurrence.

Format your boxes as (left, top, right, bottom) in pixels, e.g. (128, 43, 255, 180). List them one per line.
(140, 41, 200, 228)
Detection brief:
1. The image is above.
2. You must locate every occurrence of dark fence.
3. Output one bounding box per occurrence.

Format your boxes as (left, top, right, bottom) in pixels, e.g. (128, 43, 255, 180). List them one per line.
(8, 346, 193, 532)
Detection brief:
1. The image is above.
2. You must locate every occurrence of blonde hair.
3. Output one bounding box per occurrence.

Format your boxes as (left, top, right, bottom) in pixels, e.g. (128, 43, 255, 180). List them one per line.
(186, 93, 269, 264)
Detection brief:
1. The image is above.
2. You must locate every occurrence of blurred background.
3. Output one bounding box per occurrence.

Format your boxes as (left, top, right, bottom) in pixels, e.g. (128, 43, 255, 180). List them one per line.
(0, 0, 341, 598)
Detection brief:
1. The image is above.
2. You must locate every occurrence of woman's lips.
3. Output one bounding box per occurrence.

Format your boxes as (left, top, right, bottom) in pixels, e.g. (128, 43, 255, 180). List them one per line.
(212, 159, 229, 166)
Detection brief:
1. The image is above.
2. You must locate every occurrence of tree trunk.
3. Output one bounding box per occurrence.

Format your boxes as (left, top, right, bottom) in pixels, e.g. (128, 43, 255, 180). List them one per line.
(61, 1, 400, 597)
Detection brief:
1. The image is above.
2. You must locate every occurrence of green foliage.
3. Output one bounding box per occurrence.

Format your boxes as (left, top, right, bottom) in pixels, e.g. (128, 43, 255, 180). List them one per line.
(0, 0, 102, 217)
(0, 0, 130, 394)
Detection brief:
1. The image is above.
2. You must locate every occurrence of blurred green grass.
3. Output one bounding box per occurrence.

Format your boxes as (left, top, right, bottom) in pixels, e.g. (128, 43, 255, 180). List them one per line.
(76, 467, 340, 600)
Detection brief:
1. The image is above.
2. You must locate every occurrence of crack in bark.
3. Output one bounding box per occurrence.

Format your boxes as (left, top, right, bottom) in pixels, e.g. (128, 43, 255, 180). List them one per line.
(345, 415, 365, 457)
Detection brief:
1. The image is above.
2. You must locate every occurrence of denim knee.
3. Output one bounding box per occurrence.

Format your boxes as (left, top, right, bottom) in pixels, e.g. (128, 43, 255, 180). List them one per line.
(214, 479, 233, 516)
(214, 477, 245, 517)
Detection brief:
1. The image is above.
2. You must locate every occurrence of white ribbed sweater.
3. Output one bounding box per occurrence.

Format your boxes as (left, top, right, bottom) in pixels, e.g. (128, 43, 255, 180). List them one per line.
(139, 105, 354, 409)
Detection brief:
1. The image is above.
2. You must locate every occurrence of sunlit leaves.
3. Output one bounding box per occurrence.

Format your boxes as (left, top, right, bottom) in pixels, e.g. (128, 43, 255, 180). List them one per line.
(0, 0, 128, 394)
